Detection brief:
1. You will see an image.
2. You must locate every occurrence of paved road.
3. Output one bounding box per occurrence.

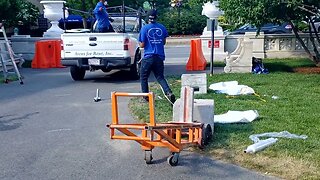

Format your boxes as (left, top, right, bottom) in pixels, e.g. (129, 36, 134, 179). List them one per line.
(165, 45, 190, 64)
(0, 62, 277, 179)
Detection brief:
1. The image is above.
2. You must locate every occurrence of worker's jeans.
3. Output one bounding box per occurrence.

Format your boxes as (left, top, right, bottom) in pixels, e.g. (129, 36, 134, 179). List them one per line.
(140, 56, 172, 94)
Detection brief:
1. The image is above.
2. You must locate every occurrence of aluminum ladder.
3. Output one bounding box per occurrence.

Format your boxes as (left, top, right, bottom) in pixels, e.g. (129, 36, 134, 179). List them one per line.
(0, 23, 24, 84)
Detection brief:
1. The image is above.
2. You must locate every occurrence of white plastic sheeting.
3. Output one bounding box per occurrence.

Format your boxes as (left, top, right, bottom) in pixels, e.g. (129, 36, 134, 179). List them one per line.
(249, 131, 308, 143)
(209, 81, 255, 95)
(245, 131, 308, 154)
(214, 110, 259, 123)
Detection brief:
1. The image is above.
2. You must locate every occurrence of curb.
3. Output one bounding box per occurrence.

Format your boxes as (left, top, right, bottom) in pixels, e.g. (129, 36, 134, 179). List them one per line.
(166, 36, 200, 45)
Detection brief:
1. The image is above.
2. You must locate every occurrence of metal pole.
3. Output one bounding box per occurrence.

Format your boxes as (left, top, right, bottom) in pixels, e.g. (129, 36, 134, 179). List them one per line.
(210, 19, 215, 76)
(138, 8, 142, 31)
(178, 6, 181, 32)
(122, 0, 125, 33)
(63, 3, 66, 32)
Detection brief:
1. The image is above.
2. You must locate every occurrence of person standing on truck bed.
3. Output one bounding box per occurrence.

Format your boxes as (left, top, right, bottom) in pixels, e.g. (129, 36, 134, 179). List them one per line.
(138, 9, 176, 104)
(93, 0, 112, 32)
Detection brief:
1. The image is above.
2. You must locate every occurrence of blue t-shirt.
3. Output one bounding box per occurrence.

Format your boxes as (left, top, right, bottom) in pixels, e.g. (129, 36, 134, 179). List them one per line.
(139, 22, 168, 60)
(93, 2, 110, 30)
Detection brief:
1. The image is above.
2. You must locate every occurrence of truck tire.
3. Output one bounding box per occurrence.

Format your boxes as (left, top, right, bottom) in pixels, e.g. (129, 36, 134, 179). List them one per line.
(70, 66, 86, 81)
(129, 51, 141, 80)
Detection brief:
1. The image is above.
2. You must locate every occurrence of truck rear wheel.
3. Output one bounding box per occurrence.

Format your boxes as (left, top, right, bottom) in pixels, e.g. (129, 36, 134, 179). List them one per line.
(129, 51, 141, 80)
(70, 66, 86, 81)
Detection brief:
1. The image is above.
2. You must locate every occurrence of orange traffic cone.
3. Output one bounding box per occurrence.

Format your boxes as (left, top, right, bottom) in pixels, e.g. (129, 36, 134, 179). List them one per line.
(186, 39, 207, 71)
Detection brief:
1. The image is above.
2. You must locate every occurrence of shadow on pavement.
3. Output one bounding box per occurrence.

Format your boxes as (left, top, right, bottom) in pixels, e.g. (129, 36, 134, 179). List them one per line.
(0, 112, 39, 131)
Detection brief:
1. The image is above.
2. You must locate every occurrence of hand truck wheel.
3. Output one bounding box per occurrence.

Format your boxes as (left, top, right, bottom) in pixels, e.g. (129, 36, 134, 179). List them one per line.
(199, 124, 213, 149)
(144, 150, 153, 164)
(167, 152, 179, 166)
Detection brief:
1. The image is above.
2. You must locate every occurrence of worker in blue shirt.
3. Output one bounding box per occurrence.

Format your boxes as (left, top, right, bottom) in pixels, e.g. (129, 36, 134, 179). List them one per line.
(138, 9, 176, 104)
(93, 0, 111, 32)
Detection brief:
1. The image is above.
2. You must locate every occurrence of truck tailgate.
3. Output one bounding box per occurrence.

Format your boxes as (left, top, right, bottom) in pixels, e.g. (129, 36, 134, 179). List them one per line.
(61, 33, 127, 58)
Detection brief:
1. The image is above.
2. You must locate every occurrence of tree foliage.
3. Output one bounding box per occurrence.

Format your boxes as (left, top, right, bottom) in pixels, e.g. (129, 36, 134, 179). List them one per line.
(64, 0, 207, 35)
(0, 0, 19, 23)
(219, 0, 320, 65)
(65, 0, 169, 13)
(158, 5, 207, 35)
(0, 0, 39, 27)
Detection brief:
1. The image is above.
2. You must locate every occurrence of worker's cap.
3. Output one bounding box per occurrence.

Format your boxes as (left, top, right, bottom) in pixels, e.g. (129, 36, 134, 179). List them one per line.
(148, 9, 157, 22)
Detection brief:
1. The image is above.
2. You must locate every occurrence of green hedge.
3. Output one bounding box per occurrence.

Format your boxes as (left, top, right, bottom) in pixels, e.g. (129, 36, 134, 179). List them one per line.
(157, 6, 207, 35)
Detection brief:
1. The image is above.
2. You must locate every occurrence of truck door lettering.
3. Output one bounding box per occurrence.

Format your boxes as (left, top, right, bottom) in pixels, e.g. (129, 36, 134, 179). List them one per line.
(75, 52, 86, 56)
(93, 52, 104, 56)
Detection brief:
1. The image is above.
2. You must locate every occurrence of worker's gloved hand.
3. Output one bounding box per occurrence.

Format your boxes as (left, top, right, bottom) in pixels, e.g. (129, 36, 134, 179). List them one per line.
(109, 17, 114, 22)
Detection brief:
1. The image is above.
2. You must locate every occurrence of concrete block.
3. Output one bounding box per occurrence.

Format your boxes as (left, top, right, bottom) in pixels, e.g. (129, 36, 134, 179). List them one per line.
(178, 86, 194, 123)
(173, 98, 215, 133)
(193, 99, 214, 131)
(173, 98, 182, 122)
(181, 73, 207, 94)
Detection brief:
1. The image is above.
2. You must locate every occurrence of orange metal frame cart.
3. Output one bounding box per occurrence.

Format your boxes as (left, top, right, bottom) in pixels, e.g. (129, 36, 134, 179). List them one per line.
(106, 92, 210, 166)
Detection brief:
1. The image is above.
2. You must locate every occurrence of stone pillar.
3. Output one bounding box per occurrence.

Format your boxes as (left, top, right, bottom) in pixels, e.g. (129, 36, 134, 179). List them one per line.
(244, 32, 265, 58)
(200, 25, 228, 62)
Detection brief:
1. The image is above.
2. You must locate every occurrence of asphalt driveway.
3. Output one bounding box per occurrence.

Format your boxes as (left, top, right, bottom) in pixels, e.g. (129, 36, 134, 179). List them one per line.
(0, 67, 277, 180)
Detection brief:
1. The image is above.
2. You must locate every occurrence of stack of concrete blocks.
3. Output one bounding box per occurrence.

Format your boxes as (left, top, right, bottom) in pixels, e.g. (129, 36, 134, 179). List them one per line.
(224, 36, 254, 73)
(173, 73, 215, 134)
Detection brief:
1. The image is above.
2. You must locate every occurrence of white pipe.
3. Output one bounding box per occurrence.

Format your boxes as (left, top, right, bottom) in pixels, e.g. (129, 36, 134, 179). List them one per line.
(244, 138, 278, 154)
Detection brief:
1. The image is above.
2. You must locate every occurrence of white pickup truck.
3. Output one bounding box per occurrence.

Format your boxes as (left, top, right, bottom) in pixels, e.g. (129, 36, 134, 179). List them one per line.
(61, 16, 145, 80)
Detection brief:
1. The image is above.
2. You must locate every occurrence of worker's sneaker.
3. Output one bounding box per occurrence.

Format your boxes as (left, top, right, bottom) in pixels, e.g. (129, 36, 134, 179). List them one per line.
(166, 93, 176, 104)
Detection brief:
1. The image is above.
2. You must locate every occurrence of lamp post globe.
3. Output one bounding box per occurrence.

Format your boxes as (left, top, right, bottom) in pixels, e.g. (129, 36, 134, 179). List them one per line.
(202, 1, 221, 19)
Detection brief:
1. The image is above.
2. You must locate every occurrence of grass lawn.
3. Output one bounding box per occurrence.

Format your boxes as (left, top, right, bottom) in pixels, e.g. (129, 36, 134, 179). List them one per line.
(0, 74, 18, 84)
(129, 58, 320, 179)
(0, 61, 30, 84)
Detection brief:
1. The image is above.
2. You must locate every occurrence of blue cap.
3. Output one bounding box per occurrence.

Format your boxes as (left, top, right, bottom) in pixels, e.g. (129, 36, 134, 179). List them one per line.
(148, 9, 157, 22)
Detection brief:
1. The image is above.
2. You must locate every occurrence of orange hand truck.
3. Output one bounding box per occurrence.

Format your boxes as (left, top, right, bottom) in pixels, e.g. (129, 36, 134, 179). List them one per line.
(106, 92, 211, 166)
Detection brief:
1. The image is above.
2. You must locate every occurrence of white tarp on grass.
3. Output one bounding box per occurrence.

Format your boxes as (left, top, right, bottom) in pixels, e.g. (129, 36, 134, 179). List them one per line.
(214, 110, 259, 123)
(209, 81, 255, 95)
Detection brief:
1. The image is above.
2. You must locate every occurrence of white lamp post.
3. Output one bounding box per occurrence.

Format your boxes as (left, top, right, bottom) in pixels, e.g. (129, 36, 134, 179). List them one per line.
(202, 1, 223, 75)
(41, 0, 66, 38)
